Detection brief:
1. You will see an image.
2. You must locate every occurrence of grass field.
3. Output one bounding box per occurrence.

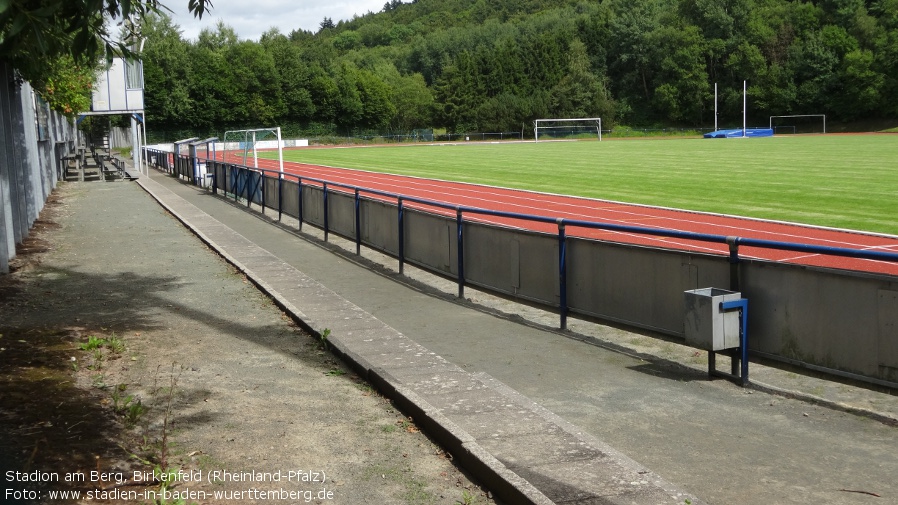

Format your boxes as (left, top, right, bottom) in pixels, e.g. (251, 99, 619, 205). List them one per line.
(268, 135, 898, 235)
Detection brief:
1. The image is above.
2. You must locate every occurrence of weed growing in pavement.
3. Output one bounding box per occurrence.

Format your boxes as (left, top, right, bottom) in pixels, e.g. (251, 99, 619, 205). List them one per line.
(319, 328, 331, 351)
(125, 399, 146, 428)
(88, 349, 104, 370)
(151, 363, 183, 469)
(152, 465, 195, 505)
(106, 334, 125, 354)
(355, 382, 376, 395)
(111, 386, 129, 412)
(458, 490, 476, 505)
(111, 385, 146, 428)
(79, 333, 127, 372)
(79, 335, 107, 350)
(91, 373, 106, 389)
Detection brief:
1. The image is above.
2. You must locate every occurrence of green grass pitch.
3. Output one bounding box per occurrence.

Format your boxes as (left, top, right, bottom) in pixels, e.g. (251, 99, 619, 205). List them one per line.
(270, 135, 898, 236)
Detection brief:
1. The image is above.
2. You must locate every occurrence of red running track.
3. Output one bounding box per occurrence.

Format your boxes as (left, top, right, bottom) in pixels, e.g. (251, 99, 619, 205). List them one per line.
(219, 153, 898, 277)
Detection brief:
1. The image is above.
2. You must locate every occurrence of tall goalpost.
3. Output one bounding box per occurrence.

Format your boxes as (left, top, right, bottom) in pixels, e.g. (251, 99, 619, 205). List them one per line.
(769, 115, 826, 135)
(222, 127, 284, 176)
(534, 118, 602, 142)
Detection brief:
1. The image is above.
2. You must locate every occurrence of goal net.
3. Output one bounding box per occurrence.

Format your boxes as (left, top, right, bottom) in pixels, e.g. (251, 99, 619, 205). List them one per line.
(222, 127, 284, 174)
(534, 118, 602, 142)
(768, 115, 826, 135)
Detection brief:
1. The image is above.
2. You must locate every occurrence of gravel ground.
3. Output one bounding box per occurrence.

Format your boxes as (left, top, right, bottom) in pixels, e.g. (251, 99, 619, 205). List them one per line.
(0, 181, 495, 505)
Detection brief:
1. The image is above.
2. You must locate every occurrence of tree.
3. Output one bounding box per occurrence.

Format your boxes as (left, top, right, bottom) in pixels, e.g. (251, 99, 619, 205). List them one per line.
(608, 0, 666, 113)
(308, 66, 340, 124)
(332, 63, 364, 131)
(355, 69, 396, 130)
(320, 17, 336, 31)
(433, 51, 480, 132)
(1, 1, 211, 116)
(377, 67, 434, 132)
(260, 29, 316, 121)
(142, 12, 195, 125)
(549, 39, 615, 122)
(831, 49, 884, 119)
(33, 55, 97, 117)
(1, 1, 212, 81)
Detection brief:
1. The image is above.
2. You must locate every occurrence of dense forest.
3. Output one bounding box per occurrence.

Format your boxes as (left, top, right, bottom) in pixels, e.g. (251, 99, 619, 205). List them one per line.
(141, 0, 898, 139)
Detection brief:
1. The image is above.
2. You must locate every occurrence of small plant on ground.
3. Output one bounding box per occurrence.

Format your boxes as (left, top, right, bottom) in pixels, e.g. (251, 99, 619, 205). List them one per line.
(318, 328, 331, 350)
(125, 398, 146, 428)
(111, 385, 145, 428)
(152, 465, 194, 505)
(87, 348, 105, 370)
(106, 334, 125, 354)
(458, 490, 476, 505)
(397, 418, 419, 433)
(151, 363, 183, 469)
(91, 373, 107, 389)
(355, 382, 375, 395)
(79, 335, 107, 350)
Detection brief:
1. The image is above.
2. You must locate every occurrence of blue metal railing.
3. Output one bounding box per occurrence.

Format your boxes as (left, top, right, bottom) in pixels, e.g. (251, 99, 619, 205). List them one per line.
(144, 147, 898, 331)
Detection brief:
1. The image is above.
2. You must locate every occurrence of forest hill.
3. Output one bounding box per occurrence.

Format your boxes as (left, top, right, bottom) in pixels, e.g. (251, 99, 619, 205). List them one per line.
(140, 0, 898, 135)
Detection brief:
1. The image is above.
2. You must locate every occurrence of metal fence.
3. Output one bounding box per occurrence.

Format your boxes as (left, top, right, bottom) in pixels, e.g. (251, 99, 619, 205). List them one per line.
(145, 147, 898, 387)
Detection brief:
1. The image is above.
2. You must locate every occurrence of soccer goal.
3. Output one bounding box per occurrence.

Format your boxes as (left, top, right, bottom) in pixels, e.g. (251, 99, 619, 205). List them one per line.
(222, 127, 284, 175)
(768, 115, 826, 135)
(534, 118, 602, 142)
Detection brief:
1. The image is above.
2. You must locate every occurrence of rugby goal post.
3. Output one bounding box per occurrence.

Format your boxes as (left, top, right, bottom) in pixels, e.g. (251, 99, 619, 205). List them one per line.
(768, 115, 826, 135)
(222, 127, 284, 176)
(534, 118, 602, 142)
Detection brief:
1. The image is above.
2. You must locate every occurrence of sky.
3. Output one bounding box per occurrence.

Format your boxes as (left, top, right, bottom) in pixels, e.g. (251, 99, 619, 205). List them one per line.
(163, 0, 389, 41)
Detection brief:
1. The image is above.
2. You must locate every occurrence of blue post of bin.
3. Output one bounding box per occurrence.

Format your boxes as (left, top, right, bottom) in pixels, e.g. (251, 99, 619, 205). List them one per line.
(684, 288, 749, 386)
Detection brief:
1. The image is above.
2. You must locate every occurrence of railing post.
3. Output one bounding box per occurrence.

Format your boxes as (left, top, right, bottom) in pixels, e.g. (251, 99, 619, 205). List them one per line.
(212, 163, 218, 195)
(727, 236, 740, 291)
(323, 182, 329, 242)
(234, 167, 239, 204)
(246, 170, 253, 208)
(355, 188, 361, 255)
(558, 219, 568, 330)
(398, 197, 405, 274)
(457, 207, 464, 299)
(277, 176, 283, 221)
(297, 178, 304, 231)
(260, 172, 266, 214)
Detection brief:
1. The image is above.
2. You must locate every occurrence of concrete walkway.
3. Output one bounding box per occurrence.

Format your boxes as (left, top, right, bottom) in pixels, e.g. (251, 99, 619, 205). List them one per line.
(138, 168, 897, 505)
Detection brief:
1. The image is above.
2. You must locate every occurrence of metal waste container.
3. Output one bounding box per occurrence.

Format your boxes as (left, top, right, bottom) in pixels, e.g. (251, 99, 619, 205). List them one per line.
(684, 288, 742, 351)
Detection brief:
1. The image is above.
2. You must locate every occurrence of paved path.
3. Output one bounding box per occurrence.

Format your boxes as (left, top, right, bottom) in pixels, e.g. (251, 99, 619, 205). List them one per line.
(139, 169, 898, 505)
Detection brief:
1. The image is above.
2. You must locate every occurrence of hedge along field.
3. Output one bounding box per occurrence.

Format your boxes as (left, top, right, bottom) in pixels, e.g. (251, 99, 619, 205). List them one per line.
(274, 135, 898, 236)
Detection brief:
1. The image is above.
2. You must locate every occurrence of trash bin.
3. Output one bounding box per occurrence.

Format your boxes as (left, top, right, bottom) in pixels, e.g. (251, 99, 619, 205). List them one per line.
(684, 288, 742, 351)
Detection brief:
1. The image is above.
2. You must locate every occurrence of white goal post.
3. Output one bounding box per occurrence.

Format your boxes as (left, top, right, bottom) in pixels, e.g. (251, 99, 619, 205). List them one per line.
(534, 118, 602, 142)
(768, 115, 826, 134)
(222, 127, 284, 176)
